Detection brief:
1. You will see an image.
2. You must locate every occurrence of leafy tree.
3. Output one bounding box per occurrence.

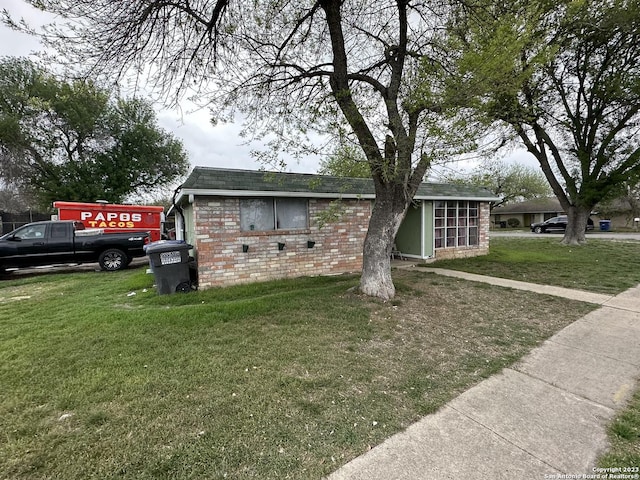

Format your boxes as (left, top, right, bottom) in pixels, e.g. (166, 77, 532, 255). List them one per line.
(441, 161, 552, 210)
(439, 0, 640, 245)
(8, 1, 470, 300)
(0, 57, 189, 208)
(318, 144, 370, 178)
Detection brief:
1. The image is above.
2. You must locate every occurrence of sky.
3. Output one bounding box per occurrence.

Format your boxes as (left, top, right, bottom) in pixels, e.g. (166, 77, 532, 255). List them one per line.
(0, 1, 301, 174)
(1, 1, 536, 179)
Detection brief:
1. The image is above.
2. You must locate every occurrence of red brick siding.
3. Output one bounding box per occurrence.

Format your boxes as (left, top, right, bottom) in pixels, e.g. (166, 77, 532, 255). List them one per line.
(191, 196, 492, 288)
(193, 197, 371, 288)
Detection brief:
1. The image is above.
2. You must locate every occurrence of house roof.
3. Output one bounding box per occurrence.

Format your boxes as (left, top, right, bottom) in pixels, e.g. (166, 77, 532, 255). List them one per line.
(492, 197, 563, 215)
(177, 167, 499, 202)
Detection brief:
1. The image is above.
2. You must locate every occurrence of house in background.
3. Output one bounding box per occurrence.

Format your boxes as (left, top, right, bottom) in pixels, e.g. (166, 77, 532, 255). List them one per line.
(491, 197, 564, 229)
(491, 196, 639, 230)
(595, 197, 640, 229)
(171, 167, 498, 289)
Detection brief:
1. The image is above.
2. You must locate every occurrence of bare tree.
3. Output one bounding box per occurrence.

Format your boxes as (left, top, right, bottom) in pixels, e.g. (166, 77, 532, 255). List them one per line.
(8, 0, 462, 299)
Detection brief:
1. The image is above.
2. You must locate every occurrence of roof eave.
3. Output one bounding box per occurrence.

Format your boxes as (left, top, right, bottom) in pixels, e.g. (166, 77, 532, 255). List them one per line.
(176, 188, 498, 203)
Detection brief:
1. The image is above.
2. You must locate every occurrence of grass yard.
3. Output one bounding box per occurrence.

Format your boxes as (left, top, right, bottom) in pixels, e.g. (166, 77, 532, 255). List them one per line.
(0, 262, 596, 479)
(599, 389, 640, 471)
(429, 237, 640, 294)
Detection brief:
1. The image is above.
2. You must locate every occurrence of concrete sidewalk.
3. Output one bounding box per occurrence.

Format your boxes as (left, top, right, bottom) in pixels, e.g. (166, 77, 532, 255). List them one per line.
(327, 273, 640, 480)
(415, 267, 614, 304)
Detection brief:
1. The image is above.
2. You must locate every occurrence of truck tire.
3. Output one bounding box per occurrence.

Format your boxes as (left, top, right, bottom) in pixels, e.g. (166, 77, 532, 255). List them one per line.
(99, 248, 127, 271)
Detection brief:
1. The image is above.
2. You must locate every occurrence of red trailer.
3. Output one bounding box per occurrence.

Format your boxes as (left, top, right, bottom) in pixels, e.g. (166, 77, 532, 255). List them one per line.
(53, 201, 165, 242)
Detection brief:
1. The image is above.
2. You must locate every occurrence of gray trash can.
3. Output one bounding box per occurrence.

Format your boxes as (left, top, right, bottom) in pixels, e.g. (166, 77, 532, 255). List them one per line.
(599, 220, 611, 231)
(145, 241, 194, 294)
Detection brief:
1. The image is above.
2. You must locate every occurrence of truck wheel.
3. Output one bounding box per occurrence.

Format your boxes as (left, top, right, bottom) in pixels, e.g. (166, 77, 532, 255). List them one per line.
(99, 249, 127, 271)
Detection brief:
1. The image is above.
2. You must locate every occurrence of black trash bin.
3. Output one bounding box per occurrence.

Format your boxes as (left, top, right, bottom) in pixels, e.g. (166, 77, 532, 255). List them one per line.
(145, 241, 194, 294)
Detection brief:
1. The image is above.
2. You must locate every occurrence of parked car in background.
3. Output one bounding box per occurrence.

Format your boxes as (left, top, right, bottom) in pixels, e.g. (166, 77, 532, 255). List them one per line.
(530, 215, 594, 233)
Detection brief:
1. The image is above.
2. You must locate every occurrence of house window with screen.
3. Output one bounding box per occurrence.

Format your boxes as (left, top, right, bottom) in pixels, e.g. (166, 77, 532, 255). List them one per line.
(240, 198, 308, 231)
(434, 201, 479, 248)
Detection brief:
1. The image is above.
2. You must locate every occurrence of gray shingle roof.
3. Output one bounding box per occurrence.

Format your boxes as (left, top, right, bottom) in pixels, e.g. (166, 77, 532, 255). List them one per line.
(179, 167, 498, 201)
(493, 197, 563, 214)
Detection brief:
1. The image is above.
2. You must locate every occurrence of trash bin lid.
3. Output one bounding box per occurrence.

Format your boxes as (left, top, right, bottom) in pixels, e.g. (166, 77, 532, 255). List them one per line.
(145, 240, 192, 254)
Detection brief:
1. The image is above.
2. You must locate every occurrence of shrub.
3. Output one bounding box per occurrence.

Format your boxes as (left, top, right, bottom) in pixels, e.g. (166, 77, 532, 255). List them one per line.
(507, 218, 521, 228)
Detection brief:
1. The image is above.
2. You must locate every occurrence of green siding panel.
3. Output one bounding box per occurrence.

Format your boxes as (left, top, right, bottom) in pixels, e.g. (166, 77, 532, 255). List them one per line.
(396, 203, 422, 256)
(423, 201, 434, 258)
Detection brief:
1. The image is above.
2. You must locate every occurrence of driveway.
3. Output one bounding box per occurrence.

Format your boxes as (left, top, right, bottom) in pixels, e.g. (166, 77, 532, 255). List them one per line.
(0, 257, 149, 280)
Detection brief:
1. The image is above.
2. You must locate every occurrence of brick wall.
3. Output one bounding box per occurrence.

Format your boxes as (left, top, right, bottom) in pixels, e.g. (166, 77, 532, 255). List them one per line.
(191, 196, 492, 288)
(193, 197, 371, 288)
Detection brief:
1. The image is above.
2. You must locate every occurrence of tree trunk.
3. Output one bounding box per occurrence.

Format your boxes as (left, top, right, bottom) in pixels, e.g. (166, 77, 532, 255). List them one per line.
(561, 205, 592, 245)
(319, 0, 426, 300)
(359, 187, 407, 301)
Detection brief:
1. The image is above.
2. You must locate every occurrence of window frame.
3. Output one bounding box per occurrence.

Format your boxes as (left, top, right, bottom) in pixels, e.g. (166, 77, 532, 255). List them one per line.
(434, 201, 479, 249)
(240, 197, 309, 232)
(14, 223, 47, 240)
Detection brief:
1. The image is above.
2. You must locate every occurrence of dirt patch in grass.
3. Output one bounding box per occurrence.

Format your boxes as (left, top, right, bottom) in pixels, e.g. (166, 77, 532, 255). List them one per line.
(0, 283, 63, 303)
(346, 269, 596, 421)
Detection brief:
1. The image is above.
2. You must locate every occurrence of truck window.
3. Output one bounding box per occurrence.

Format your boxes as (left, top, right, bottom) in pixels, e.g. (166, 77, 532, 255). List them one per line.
(51, 223, 67, 239)
(15, 224, 47, 239)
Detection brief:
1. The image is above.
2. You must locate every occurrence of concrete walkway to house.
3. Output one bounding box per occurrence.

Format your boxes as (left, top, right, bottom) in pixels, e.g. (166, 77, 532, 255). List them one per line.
(327, 267, 640, 480)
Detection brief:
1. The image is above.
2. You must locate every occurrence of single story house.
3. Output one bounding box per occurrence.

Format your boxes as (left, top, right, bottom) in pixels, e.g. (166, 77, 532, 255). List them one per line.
(171, 167, 498, 289)
(492, 197, 637, 230)
(491, 197, 564, 229)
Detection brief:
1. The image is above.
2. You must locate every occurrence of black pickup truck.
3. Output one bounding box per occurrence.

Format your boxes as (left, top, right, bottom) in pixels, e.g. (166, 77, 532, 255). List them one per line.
(0, 221, 150, 273)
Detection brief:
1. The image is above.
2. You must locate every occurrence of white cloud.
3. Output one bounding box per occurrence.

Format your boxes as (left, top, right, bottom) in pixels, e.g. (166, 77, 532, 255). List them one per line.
(156, 107, 265, 172)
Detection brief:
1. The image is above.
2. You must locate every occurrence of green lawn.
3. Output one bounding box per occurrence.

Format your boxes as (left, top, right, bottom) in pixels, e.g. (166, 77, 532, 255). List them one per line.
(429, 237, 640, 294)
(599, 388, 640, 472)
(0, 262, 596, 479)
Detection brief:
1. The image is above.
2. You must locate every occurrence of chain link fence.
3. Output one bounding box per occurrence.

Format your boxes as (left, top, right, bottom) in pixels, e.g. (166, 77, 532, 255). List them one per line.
(0, 211, 51, 235)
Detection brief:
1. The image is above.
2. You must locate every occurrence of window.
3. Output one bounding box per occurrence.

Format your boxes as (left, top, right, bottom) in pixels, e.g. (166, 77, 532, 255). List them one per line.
(240, 199, 274, 231)
(434, 201, 479, 249)
(240, 198, 308, 231)
(15, 224, 47, 240)
(51, 223, 67, 239)
(275, 198, 307, 229)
